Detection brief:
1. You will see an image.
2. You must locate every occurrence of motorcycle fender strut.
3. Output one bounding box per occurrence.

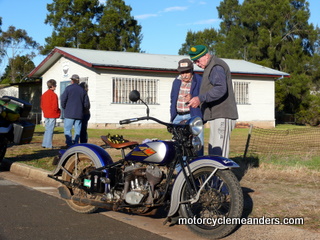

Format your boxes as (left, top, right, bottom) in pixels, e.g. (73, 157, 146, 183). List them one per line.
(51, 144, 113, 176)
(167, 158, 239, 218)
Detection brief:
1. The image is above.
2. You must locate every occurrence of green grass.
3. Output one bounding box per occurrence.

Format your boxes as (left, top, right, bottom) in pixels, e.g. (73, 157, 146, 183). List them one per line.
(4, 124, 320, 172)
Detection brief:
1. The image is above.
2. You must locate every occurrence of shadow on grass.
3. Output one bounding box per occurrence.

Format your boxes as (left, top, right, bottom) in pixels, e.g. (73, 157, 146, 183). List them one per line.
(4, 147, 60, 163)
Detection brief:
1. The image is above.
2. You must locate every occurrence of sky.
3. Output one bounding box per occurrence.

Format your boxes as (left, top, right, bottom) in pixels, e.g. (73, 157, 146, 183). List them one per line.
(0, 0, 320, 73)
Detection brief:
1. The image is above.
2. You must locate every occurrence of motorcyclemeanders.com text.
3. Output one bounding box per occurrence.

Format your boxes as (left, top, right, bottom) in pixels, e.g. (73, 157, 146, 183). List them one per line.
(178, 216, 304, 226)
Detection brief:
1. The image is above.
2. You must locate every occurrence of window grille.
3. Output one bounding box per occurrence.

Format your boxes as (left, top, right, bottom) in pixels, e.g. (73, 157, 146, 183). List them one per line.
(112, 77, 159, 104)
(233, 81, 250, 104)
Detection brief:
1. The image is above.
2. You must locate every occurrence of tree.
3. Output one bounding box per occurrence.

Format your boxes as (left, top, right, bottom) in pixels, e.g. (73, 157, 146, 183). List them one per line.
(41, 0, 103, 55)
(0, 55, 35, 83)
(0, 26, 39, 83)
(178, 28, 220, 55)
(179, 0, 320, 125)
(97, 0, 142, 52)
(42, 0, 142, 54)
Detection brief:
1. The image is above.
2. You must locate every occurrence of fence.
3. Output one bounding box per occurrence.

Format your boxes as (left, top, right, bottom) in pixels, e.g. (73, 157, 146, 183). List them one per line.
(244, 125, 320, 159)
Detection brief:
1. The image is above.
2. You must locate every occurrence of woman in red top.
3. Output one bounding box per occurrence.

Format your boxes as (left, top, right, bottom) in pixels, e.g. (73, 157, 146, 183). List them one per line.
(41, 79, 61, 149)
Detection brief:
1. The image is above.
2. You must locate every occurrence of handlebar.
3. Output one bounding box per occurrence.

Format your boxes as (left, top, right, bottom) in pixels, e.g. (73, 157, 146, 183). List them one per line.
(119, 116, 171, 127)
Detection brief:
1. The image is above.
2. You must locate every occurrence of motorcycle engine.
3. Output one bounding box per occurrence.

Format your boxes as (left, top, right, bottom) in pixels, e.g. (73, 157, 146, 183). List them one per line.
(123, 163, 163, 205)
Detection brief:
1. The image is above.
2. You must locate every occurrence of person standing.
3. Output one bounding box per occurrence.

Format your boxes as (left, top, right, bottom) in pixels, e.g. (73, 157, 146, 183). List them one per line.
(187, 45, 238, 158)
(170, 58, 204, 155)
(41, 79, 61, 149)
(61, 74, 89, 148)
(79, 82, 90, 143)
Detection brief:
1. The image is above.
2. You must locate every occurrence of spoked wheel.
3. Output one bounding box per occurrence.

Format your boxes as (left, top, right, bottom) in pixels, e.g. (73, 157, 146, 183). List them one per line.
(62, 153, 99, 214)
(179, 168, 243, 239)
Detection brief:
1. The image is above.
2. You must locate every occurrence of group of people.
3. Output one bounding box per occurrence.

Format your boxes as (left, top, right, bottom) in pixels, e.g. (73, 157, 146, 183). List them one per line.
(170, 45, 238, 158)
(41, 74, 90, 149)
(40, 44, 238, 158)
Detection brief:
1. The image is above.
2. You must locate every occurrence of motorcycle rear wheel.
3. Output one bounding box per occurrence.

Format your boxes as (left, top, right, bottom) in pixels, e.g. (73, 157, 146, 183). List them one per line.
(62, 153, 99, 214)
(179, 168, 243, 239)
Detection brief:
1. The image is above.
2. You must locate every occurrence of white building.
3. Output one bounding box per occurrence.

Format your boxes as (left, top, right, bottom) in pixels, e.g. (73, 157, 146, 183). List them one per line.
(29, 47, 289, 129)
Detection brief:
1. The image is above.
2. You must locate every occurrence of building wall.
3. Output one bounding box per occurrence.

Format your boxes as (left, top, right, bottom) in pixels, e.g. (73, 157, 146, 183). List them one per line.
(41, 57, 276, 129)
(234, 76, 275, 128)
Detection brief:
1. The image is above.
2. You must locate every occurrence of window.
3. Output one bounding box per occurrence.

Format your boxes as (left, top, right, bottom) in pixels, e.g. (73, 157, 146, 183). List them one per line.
(112, 77, 159, 104)
(233, 81, 250, 105)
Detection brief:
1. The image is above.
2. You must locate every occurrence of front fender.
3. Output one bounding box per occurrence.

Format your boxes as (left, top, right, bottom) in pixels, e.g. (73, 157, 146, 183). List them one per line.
(167, 157, 239, 217)
(51, 143, 113, 176)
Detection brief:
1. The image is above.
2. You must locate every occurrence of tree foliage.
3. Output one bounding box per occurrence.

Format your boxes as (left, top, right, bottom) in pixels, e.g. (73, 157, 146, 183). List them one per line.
(0, 26, 39, 83)
(97, 0, 142, 52)
(41, 0, 142, 55)
(179, 0, 320, 125)
(0, 55, 35, 83)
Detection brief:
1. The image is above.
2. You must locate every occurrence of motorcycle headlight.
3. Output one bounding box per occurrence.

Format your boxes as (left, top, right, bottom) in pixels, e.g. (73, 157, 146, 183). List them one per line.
(188, 116, 203, 136)
(192, 136, 202, 152)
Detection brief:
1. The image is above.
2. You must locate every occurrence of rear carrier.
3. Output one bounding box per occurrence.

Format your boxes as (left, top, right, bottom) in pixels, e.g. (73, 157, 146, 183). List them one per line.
(1, 96, 32, 117)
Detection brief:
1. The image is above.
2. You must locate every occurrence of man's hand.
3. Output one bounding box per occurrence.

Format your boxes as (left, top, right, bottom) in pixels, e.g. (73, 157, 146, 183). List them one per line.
(188, 96, 200, 108)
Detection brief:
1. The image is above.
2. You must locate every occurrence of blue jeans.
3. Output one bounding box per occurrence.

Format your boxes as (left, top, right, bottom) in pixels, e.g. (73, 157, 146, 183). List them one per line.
(64, 118, 82, 146)
(42, 118, 56, 148)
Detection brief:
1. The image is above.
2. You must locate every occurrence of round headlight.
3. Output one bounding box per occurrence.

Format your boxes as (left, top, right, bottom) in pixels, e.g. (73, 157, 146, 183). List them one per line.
(188, 116, 203, 136)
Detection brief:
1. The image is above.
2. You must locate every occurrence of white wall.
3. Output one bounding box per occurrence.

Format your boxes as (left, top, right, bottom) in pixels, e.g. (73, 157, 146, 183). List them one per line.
(234, 76, 275, 127)
(92, 71, 175, 126)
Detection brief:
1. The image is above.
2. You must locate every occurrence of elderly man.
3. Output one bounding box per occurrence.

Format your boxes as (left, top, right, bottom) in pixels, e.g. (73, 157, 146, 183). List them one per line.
(170, 58, 203, 155)
(187, 45, 238, 158)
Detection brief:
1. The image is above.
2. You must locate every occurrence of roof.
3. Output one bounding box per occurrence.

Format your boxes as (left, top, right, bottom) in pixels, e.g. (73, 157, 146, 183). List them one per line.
(29, 47, 290, 78)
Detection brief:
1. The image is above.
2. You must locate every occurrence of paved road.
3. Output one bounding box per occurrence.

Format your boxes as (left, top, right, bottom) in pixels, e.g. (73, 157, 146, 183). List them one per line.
(0, 175, 171, 240)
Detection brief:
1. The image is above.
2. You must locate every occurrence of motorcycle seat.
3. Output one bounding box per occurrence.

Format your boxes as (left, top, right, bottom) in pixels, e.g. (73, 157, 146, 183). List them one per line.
(101, 135, 138, 149)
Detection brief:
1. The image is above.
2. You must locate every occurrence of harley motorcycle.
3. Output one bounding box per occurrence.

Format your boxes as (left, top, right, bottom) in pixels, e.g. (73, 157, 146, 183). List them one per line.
(49, 90, 243, 239)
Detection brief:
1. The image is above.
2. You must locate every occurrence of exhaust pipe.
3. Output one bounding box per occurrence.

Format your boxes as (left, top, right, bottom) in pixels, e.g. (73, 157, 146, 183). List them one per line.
(58, 185, 72, 199)
(71, 196, 115, 210)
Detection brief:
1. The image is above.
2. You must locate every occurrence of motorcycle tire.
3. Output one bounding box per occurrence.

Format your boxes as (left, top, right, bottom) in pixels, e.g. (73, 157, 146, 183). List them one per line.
(0, 138, 8, 163)
(179, 168, 243, 239)
(61, 153, 99, 214)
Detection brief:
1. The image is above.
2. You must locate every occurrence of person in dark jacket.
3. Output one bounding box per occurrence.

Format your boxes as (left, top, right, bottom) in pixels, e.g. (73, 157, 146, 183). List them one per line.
(60, 74, 89, 147)
(188, 45, 238, 158)
(79, 82, 90, 143)
(170, 58, 203, 155)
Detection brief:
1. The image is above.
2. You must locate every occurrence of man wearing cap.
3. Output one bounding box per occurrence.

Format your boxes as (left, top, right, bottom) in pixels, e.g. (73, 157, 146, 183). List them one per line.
(170, 58, 203, 155)
(187, 45, 238, 158)
(61, 74, 89, 148)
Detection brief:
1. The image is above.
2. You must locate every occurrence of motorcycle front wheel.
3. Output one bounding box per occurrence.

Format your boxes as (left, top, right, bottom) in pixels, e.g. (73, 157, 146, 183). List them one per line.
(179, 168, 243, 239)
(62, 153, 99, 214)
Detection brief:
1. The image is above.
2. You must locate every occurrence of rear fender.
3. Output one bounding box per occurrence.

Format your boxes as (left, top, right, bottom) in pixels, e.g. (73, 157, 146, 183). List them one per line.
(52, 144, 113, 176)
(167, 157, 239, 217)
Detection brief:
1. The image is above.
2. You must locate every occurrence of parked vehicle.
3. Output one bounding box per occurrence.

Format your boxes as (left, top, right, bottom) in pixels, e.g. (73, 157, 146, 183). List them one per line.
(49, 90, 243, 239)
(0, 96, 35, 164)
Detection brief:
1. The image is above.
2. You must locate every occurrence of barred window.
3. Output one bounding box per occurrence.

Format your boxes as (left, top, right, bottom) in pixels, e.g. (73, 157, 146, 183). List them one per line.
(233, 81, 250, 104)
(112, 77, 159, 104)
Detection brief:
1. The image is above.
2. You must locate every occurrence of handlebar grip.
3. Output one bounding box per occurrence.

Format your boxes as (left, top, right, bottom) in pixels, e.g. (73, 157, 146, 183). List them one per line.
(119, 118, 138, 125)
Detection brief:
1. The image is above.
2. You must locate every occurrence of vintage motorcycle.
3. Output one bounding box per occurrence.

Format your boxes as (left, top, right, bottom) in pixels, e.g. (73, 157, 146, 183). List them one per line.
(0, 96, 33, 163)
(49, 90, 243, 239)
